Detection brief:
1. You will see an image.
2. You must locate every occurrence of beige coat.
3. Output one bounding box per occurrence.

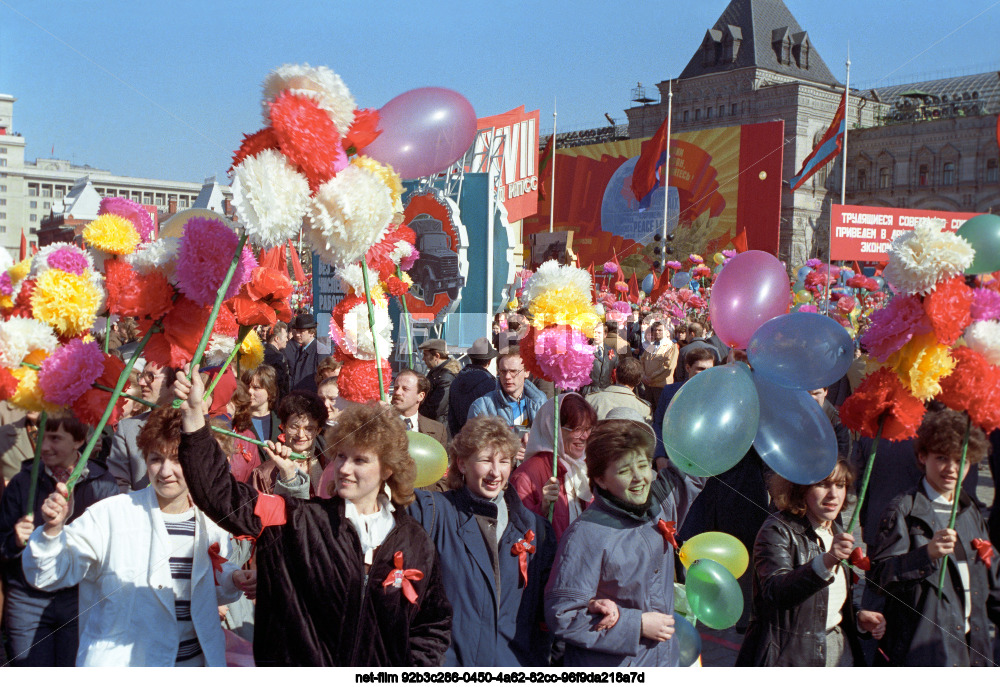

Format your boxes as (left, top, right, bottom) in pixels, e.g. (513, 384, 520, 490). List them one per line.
(585, 385, 653, 422)
(640, 340, 679, 388)
(0, 401, 33, 484)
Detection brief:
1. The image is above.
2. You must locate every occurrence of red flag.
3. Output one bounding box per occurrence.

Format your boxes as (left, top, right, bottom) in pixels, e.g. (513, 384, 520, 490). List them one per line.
(259, 243, 289, 278)
(631, 112, 671, 207)
(732, 227, 748, 253)
(19, 229, 27, 261)
(852, 260, 862, 276)
(287, 239, 306, 283)
(628, 272, 640, 303)
(537, 135, 554, 201)
(789, 91, 846, 191)
(648, 266, 672, 303)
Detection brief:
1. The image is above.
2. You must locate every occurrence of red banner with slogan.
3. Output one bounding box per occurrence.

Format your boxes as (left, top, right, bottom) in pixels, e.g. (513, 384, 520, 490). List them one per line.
(830, 204, 978, 261)
(468, 106, 540, 223)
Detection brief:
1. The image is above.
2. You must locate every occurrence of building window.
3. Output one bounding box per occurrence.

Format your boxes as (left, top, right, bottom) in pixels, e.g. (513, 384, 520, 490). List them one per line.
(179, 196, 189, 209)
(694, 109, 701, 121)
(155, 193, 165, 206)
(918, 164, 929, 186)
(986, 159, 998, 183)
(731, 103, 738, 115)
(28, 186, 38, 196)
(0, 226, 5, 233)
(43, 201, 50, 209)
(0, 159, 6, 167)
(857, 169, 867, 191)
(879, 167, 890, 189)
(41, 187, 51, 198)
(683, 111, 689, 122)
(0, 199, 5, 206)
(29, 214, 36, 221)
(0, 185, 5, 192)
(706, 107, 713, 118)
(0, 148, 6, 153)
(942, 161, 955, 185)
(0, 213, 5, 219)
(29, 200, 36, 208)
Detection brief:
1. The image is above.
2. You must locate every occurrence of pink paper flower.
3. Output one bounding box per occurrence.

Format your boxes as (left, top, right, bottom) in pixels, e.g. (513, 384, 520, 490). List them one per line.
(46, 246, 89, 275)
(603, 262, 618, 274)
(400, 249, 420, 272)
(175, 217, 258, 306)
(798, 304, 819, 313)
(860, 294, 932, 362)
(805, 258, 823, 268)
(38, 339, 105, 407)
(612, 301, 631, 314)
(533, 325, 595, 391)
(665, 260, 682, 270)
(100, 197, 156, 242)
(615, 282, 629, 293)
(971, 288, 1000, 322)
(688, 254, 704, 265)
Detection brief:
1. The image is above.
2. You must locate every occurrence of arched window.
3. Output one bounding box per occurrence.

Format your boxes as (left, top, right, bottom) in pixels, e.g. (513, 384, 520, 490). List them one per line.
(942, 161, 955, 185)
(879, 167, 890, 189)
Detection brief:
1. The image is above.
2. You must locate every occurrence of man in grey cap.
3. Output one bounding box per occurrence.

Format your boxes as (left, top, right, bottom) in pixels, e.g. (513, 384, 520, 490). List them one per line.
(417, 339, 461, 426)
(446, 337, 498, 437)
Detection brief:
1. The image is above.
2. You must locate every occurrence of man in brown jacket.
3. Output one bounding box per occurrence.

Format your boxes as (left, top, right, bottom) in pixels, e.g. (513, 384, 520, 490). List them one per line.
(639, 320, 678, 414)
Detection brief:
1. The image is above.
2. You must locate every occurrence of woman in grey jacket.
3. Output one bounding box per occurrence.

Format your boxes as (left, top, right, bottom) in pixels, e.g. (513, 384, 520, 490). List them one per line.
(544, 419, 705, 667)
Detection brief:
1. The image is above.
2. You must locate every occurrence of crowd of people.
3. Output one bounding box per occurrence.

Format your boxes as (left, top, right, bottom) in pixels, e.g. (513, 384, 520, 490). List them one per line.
(1, 307, 999, 668)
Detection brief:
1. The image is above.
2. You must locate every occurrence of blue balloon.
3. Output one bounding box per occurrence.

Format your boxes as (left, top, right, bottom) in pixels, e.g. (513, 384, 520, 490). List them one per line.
(641, 273, 655, 295)
(839, 268, 855, 284)
(662, 363, 760, 477)
(752, 375, 839, 484)
(673, 614, 702, 667)
(873, 276, 885, 289)
(796, 265, 812, 281)
(671, 271, 690, 289)
(746, 313, 854, 390)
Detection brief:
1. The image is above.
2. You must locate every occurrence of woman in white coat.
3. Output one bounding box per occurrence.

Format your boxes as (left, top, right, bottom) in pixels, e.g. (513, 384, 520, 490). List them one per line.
(21, 406, 247, 666)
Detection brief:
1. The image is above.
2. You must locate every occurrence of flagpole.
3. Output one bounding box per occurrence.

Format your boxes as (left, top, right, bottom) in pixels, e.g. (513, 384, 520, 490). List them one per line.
(661, 80, 673, 254)
(827, 49, 850, 317)
(549, 98, 556, 233)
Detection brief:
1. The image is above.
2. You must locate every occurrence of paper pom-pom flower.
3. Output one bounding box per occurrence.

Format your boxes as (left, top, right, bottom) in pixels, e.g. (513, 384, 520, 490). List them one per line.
(0, 366, 17, 400)
(963, 320, 1000, 366)
(204, 335, 236, 368)
(228, 266, 293, 327)
(337, 357, 392, 403)
(82, 213, 141, 255)
(230, 127, 280, 172)
(126, 237, 179, 276)
(0, 317, 58, 368)
(262, 63, 356, 137)
(72, 354, 126, 427)
(937, 347, 1000, 432)
(344, 108, 381, 154)
(352, 156, 403, 214)
(522, 260, 594, 306)
(602, 261, 617, 274)
(38, 339, 105, 407)
(528, 286, 600, 331)
(175, 217, 257, 306)
(529, 325, 596, 391)
(105, 258, 175, 320)
(11, 365, 59, 413)
(971, 288, 1000, 322)
(665, 260, 683, 270)
(839, 367, 926, 441)
(885, 333, 955, 401)
(615, 282, 629, 293)
(270, 91, 349, 192)
(922, 276, 973, 345)
(99, 196, 156, 243)
(231, 149, 311, 250)
(860, 295, 932, 362)
(239, 330, 265, 371)
(882, 220, 975, 296)
(30, 269, 105, 338)
(400, 249, 420, 272)
(384, 275, 409, 297)
(304, 165, 393, 269)
(32, 243, 93, 277)
(339, 298, 393, 361)
(688, 254, 704, 265)
(336, 264, 365, 295)
(366, 224, 416, 279)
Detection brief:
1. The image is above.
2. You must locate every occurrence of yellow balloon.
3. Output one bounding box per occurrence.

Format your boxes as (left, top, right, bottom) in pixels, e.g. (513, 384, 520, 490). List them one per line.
(408, 430, 449, 488)
(794, 289, 813, 304)
(713, 252, 726, 265)
(678, 531, 749, 579)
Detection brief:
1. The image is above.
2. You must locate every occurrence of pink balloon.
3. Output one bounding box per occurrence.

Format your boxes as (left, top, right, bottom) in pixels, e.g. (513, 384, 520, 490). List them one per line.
(709, 250, 791, 348)
(362, 87, 477, 180)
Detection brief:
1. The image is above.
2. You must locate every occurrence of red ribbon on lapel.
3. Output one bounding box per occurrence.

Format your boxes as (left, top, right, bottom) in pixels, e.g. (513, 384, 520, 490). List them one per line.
(656, 519, 678, 549)
(972, 538, 994, 566)
(207, 542, 228, 585)
(382, 550, 424, 604)
(511, 530, 536, 586)
(253, 493, 287, 536)
(848, 547, 871, 571)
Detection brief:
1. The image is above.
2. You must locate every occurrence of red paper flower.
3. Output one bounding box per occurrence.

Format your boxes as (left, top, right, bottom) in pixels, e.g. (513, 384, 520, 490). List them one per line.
(139, 297, 238, 369)
(228, 267, 293, 327)
(839, 367, 926, 441)
(230, 127, 280, 173)
(384, 276, 409, 297)
(344, 108, 381, 155)
(366, 223, 416, 281)
(936, 347, 1000, 433)
(0, 367, 18, 400)
(10, 279, 36, 319)
(518, 328, 544, 380)
(105, 258, 175, 320)
(923, 276, 973, 346)
(269, 91, 348, 192)
(338, 357, 392, 403)
(71, 354, 126, 427)
(846, 275, 868, 289)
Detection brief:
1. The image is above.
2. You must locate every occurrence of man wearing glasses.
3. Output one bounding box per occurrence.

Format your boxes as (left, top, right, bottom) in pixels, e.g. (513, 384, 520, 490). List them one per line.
(107, 362, 177, 493)
(467, 350, 546, 437)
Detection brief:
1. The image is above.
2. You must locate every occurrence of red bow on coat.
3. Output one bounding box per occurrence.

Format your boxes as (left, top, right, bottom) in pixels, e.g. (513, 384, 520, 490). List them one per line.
(382, 551, 424, 604)
(972, 538, 994, 566)
(848, 547, 871, 571)
(207, 542, 228, 585)
(511, 530, 536, 587)
(656, 520, 678, 549)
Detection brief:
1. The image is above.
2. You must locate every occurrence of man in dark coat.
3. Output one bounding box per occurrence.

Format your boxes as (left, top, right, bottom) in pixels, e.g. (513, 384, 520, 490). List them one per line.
(446, 337, 498, 437)
(263, 321, 292, 401)
(284, 313, 331, 394)
(580, 323, 618, 396)
(418, 339, 460, 426)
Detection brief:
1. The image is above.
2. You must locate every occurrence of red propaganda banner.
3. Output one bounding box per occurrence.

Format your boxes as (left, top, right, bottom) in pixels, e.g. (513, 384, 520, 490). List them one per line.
(468, 106, 540, 223)
(830, 204, 978, 261)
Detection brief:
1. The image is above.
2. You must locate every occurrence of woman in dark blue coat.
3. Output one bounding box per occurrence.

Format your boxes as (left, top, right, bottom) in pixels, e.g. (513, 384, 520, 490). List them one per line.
(410, 416, 556, 667)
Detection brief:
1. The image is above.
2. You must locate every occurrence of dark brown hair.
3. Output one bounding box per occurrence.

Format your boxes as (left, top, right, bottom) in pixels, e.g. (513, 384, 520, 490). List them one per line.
(137, 406, 184, 460)
(560, 393, 598, 432)
(585, 419, 656, 492)
(769, 458, 856, 517)
(396, 368, 431, 397)
(277, 390, 328, 426)
(446, 416, 520, 490)
(47, 413, 90, 443)
(315, 356, 343, 386)
(684, 346, 716, 369)
(915, 407, 990, 467)
(615, 356, 643, 388)
(242, 364, 278, 409)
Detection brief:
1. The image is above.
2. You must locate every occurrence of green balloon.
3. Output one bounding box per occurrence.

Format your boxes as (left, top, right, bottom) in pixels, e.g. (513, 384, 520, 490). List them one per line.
(956, 214, 1000, 275)
(407, 430, 448, 488)
(685, 559, 743, 630)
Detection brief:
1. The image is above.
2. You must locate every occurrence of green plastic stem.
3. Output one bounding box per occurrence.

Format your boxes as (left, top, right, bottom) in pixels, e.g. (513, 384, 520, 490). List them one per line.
(203, 327, 250, 402)
(549, 391, 561, 522)
(24, 411, 48, 519)
(360, 261, 386, 402)
(209, 425, 305, 461)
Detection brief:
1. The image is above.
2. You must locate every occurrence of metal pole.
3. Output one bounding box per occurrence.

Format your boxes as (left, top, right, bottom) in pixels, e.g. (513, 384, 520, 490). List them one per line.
(661, 81, 674, 247)
(549, 98, 557, 233)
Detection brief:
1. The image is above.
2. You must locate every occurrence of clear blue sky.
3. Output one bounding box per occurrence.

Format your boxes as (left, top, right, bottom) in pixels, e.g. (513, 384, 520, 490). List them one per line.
(3, 0, 999, 183)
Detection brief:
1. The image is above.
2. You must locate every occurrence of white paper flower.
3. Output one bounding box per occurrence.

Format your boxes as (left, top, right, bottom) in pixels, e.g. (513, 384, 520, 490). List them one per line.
(337, 263, 365, 295)
(262, 63, 356, 137)
(126, 237, 180, 279)
(882, 219, 975, 296)
(204, 335, 237, 368)
(232, 149, 311, 250)
(521, 259, 593, 304)
(389, 240, 414, 266)
(304, 165, 393, 269)
(963, 320, 1000, 366)
(0, 317, 59, 368)
(341, 298, 393, 361)
(0, 246, 14, 274)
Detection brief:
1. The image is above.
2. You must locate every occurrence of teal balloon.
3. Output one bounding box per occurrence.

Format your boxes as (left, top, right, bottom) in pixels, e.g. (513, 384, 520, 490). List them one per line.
(746, 312, 854, 389)
(956, 214, 1000, 275)
(752, 375, 838, 485)
(662, 363, 760, 477)
(685, 559, 744, 630)
(672, 614, 701, 667)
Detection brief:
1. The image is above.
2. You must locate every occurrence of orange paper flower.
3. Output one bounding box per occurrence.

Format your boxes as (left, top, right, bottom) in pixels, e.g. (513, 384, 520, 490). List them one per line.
(228, 267, 293, 327)
(839, 367, 926, 441)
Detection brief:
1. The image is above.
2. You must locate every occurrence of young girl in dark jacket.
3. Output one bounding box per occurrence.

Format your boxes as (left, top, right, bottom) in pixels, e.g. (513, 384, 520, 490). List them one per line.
(737, 459, 885, 666)
(869, 408, 1000, 666)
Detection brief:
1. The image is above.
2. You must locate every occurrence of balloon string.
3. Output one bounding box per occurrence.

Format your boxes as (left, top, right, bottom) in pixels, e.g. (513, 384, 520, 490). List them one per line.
(938, 414, 971, 599)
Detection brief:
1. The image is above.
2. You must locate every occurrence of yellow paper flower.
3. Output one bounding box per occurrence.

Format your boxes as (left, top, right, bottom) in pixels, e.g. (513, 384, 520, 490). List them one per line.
(400, 272, 413, 288)
(31, 269, 104, 337)
(9, 257, 31, 283)
(529, 286, 601, 330)
(11, 366, 61, 413)
(82, 214, 141, 255)
(239, 330, 265, 371)
(886, 333, 956, 401)
(352, 156, 404, 213)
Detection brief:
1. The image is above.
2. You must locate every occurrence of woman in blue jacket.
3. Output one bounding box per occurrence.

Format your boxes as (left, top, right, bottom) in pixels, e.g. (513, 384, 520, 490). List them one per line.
(409, 416, 556, 666)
